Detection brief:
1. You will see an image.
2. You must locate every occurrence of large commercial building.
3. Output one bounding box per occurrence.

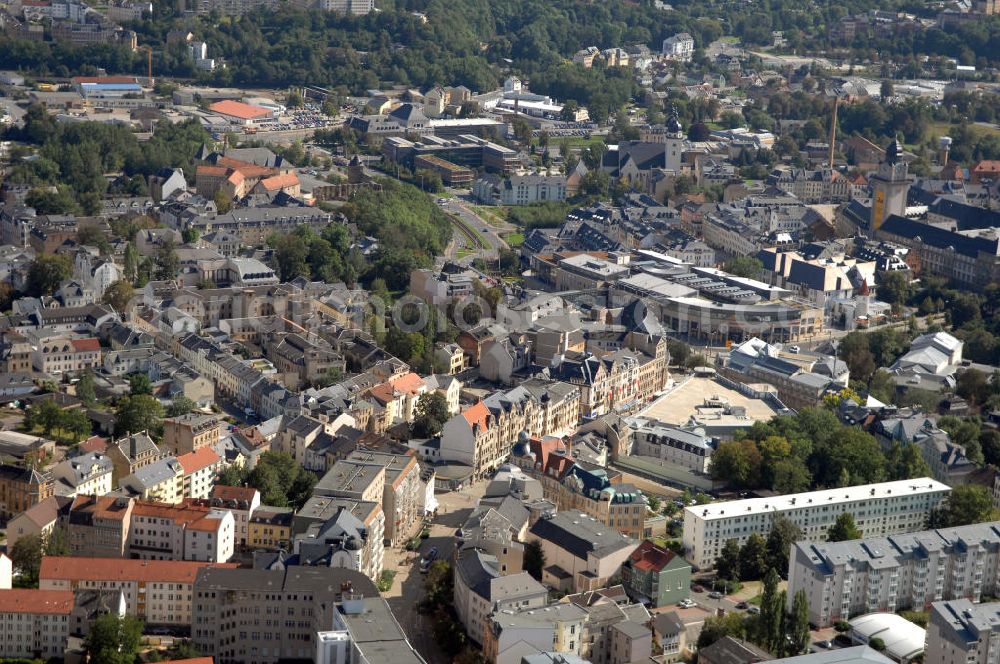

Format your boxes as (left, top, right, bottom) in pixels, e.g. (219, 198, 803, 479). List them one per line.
(788, 522, 1000, 627)
(682, 478, 950, 569)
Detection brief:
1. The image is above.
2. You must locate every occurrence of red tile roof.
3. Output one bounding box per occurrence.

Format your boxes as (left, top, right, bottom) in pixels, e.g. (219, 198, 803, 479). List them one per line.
(389, 372, 426, 396)
(0, 589, 74, 615)
(211, 485, 259, 502)
(132, 500, 226, 532)
(78, 436, 108, 454)
(176, 446, 221, 475)
(40, 556, 237, 584)
(70, 338, 100, 352)
(462, 401, 491, 431)
(258, 173, 299, 191)
(209, 100, 272, 120)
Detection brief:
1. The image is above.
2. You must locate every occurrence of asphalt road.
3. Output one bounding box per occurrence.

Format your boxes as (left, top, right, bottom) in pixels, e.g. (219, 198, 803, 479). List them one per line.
(439, 195, 509, 264)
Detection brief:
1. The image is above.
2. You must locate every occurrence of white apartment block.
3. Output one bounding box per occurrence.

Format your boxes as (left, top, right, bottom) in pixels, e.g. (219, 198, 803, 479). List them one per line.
(39, 556, 237, 627)
(128, 501, 235, 563)
(682, 478, 950, 569)
(0, 590, 73, 659)
(926, 598, 1000, 664)
(661, 32, 694, 61)
(788, 522, 1000, 627)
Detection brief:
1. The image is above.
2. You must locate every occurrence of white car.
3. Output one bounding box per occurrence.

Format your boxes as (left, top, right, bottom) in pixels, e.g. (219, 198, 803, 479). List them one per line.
(678, 599, 696, 609)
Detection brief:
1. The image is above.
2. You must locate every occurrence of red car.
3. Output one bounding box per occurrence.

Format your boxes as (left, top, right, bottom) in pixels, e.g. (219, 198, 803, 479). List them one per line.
(691, 584, 705, 593)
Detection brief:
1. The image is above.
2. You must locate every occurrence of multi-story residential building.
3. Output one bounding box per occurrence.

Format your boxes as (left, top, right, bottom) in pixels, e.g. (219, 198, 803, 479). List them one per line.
(120, 457, 184, 503)
(454, 548, 549, 645)
(562, 589, 652, 664)
(550, 331, 668, 420)
(66, 494, 134, 557)
(472, 174, 568, 206)
(553, 464, 648, 539)
(314, 459, 386, 504)
(788, 521, 1000, 627)
(926, 598, 1000, 664)
(39, 557, 238, 630)
(0, 330, 32, 374)
(621, 540, 692, 608)
(662, 32, 694, 60)
(128, 500, 235, 563)
(528, 511, 638, 593)
(683, 478, 951, 569)
(0, 589, 74, 659)
(484, 602, 589, 664)
(343, 450, 423, 546)
(0, 464, 53, 522)
(107, 432, 161, 484)
(192, 566, 381, 663)
(766, 168, 852, 203)
(161, 413, 221, 455)
(30, 336, 101, 375)
(440, 380, 582, 481)
(7, 495, 72, 550)
(249, 506, 293, 549)
(293, 496, 386, 581)
(176, 447, 222, 499)
(50, 451, 113, 498)
(205, 485, 261, 549)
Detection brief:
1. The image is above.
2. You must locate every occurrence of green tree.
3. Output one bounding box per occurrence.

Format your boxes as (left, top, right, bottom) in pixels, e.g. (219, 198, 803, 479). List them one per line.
(102, 280, 135, 313)
(697, 612, 751, 649)
(45, 525, 70, 556)
(758, 568, 783, 651)
(725, 256, 764, 279)
(716, 539, 741, 582)
(128, 373, 152, 396)
(123, 242, 139, 282)
(766, 516, 802, 578)
(957, 369, 991, 408)
(214, 189, 232, 214)
(838, 331, 876, 382)
(709, 439, 763, 489)
(166, 396, 197, 417)
(827, 513, 862, 542)
(155, 239, 179, 281)
(25, 254, 71, 297)
(412, 392, 449, 439)
(85, 614, 144, 664)
(115, 394, 164, 437)
(878, 270, 911, 308)
(59, 407, 92, 441)
(738, 532, 767, 581)
(523, 540, 545, 581)
(930, 484, 996, 528)
(10, 533, 44, 587)
(76, 368, 97, 407)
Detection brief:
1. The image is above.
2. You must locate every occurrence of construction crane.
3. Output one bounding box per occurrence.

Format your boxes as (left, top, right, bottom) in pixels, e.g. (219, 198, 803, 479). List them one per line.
(139, 45, 153, 87)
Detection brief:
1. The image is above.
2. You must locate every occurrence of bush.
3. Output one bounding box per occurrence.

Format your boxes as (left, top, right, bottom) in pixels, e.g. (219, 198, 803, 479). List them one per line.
(834, 620, 851, 633)
(869, 637, 886, 652)
(376, 570, 396, 592)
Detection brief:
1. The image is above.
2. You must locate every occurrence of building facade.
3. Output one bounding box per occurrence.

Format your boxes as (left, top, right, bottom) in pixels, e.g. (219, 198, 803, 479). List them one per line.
(683, 478, 950, 569)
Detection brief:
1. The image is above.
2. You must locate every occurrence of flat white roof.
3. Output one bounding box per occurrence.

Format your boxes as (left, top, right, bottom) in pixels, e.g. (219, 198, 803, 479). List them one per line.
(686, 478, 949, 522)
(850, 613, 925, 661)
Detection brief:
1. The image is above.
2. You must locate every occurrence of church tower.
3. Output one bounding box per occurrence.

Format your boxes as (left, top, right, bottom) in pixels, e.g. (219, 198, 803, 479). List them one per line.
(665, 107, 684, 173)
(869, 137, 910, 230)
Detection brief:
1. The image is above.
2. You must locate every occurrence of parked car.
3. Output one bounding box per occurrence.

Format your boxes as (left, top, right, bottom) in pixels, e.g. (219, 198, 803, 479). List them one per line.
(736, 601, 749, 610)
(678, 599, 696, 608)
(419, 547, 438, 572)
(747, 606, 761, 615)
(708, 591, 722, 599)
(816, 640, 832, 649)
(691, 584, 705, 593)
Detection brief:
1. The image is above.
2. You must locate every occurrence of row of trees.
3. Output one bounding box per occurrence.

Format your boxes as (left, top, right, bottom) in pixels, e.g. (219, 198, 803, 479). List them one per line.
(709, 408, 921, 493)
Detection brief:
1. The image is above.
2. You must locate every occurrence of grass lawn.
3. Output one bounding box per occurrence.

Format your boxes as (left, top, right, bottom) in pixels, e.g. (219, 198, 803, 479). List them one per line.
(503, 232, 525, 247)
(377, 569, 396, 592)
(930, 121, 1000, 140)
(470, 205, 509, 228)
(456, 249, 473, 259)
(548, 134, 606, 151)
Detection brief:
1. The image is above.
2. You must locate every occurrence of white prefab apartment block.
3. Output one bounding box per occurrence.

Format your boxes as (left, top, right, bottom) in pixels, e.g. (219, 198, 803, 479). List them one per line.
(788, 521, 1000, 627)
(682, 478, 950, 569)
(926, 599, 1000, 664)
